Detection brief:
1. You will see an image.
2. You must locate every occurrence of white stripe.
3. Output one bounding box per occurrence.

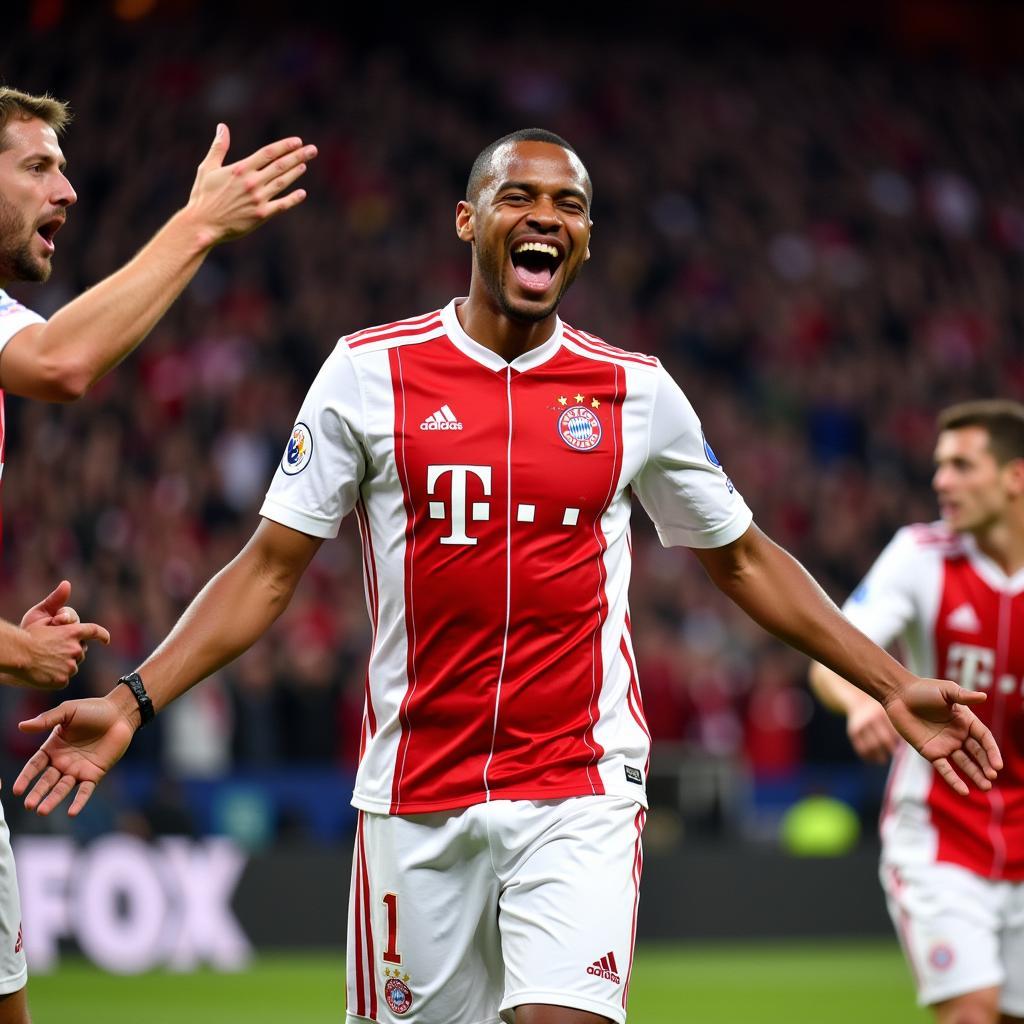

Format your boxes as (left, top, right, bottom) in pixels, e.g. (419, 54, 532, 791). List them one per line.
(440, 404, 457, 423)
(482, 367, 515, 799)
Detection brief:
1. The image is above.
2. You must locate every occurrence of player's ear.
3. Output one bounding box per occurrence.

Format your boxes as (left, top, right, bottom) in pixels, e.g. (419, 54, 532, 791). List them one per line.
(456, 200, 475, 243)
(1005, 457, 1024, 497)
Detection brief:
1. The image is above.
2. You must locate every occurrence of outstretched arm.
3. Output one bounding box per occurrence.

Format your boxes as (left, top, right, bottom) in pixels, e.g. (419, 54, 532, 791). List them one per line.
(809, 661, 900, 764)
(694, 525, 1001, 794)
(0, 125, 317, 401)
(14, 519, 322, 814)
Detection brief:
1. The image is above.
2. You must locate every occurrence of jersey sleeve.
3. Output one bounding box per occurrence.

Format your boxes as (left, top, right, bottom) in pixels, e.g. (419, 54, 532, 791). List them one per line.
(259, 341, 366, 539)
(841, 527, 922, 648)
(0, 290, 45, 353)
(631, 364, 753, 549)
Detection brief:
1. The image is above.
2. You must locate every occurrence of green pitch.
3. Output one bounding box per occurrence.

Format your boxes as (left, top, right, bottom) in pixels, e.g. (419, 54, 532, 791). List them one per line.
(28, 941, 927, 1023)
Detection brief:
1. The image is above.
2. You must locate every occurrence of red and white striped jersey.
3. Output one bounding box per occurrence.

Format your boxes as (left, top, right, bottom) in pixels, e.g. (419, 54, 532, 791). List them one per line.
(261, 300, 752, 815)
(0, 289, 43, 490)
(843, 522, 1024, 880)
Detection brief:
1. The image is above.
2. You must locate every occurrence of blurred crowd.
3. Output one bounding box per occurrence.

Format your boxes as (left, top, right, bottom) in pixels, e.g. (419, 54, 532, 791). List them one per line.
(1, 8, 1021, 814)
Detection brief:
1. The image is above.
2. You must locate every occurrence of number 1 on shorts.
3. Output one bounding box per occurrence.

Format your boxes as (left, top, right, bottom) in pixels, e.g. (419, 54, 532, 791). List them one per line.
(382, 892, 401, 964)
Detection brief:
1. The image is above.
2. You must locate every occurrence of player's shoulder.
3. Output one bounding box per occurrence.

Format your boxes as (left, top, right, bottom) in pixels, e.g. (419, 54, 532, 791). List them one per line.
(0, 288, 39, 320)
(560, 321, 660, 371)
(340, 309, 447, 356)
(886, 521, 966, 565)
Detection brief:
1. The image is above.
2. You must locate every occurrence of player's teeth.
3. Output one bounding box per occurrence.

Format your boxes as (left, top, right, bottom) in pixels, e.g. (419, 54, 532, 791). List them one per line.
(514, 242, 559, 258)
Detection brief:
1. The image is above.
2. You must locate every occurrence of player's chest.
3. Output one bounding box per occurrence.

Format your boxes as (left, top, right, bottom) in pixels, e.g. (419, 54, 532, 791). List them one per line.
(935, 561, 1024, 708)
(379, 346, 633, 532)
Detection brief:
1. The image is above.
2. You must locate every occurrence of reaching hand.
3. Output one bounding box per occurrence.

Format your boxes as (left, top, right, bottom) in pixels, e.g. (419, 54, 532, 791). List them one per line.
(186, 124, 317, 247)
(846, 696, 901, 764)
(9, 582, 110, 689)
(883, 679, 1002, 795)
(13, 696, 137, 816)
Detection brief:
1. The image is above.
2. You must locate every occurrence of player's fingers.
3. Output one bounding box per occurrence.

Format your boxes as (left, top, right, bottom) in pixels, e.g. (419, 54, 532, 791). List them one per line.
(55, 605, 80, 625)
(24, 765, 61, 811)
(964, 735, 996, 780)
(39, 580, 72, 617)
(76, 622, 111, 645)
(254, 144, 317, 186)
(238, 136, 306, 173)
(262, 189, 308, 219)
(262, 161, 309, 200)
(18, 708, 69, 733)
(68, 781, 96, 818)
(36, 775, 77, 816)
(969, 717, 1003, 772)
(201, 123, 230, 168)
(11, 750, 50, 796)
(931, 757, 968, 797)
(951, 748, 991, 792)
(951, 685, 986, 706)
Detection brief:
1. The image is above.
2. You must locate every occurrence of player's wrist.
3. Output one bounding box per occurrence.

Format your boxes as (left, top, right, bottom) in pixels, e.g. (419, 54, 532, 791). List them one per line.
(169, 205, 219, 256)
(107, 672, 152, 731)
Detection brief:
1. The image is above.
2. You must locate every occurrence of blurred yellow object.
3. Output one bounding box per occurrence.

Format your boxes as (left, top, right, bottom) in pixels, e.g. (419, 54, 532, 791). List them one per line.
(780, 795, 860, 857)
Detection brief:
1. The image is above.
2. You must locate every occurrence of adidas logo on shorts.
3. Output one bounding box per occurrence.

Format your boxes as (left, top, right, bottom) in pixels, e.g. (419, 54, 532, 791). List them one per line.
(420, 405, 463, 431)
(586, 950, 620, 984)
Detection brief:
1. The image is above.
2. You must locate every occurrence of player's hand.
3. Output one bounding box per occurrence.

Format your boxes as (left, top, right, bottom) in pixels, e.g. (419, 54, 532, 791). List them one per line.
(9, 583, 109, 690)
(13, 696, 136, 816)
(20, 579, 81, 629)
(883, 678, 1002, 795)
(846, 694, 900, 764)
(185, 124, 317, 246)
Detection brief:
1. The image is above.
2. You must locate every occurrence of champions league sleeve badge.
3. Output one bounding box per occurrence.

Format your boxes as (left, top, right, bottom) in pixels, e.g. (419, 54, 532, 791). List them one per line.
(281, 422, 313, 475)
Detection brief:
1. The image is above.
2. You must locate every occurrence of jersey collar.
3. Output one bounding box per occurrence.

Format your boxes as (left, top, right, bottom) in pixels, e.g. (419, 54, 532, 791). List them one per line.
(962, 533, 1024, 594)
(441, 298, 563, 373)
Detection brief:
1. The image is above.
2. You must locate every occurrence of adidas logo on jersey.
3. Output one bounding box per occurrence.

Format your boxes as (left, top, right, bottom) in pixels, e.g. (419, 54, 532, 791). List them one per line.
(420, 405, 463, 431)
(586, 951, 621, 984)
(946, 603, 981, 633)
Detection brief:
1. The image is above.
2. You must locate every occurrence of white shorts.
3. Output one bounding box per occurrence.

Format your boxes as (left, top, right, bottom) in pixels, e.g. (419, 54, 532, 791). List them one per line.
(882, 860, 1024, 1013)
(346, 796, 646, 1024)
(0, 801, 27, 995)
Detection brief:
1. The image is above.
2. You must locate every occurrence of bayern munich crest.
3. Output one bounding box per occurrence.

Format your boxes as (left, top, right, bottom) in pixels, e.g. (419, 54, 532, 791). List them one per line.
(282, 422, 312, 475)
(384, 974, 414, 1014)
(558, 405, 602, 451)
(928, 943, 955, 971)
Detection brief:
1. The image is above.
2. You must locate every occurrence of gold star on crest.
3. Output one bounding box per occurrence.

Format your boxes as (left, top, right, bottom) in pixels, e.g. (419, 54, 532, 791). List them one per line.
(403, 974, 410, 982)
(575, 393, 585, 403)
(591, 398, 600, 408)
(558, 396, 568, 406)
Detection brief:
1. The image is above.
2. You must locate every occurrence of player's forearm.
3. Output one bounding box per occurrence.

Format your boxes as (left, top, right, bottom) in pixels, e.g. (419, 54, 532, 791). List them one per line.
(111, 526, 316, 727)
(695, 527, 913, 704)
(27, 208, 212, 400)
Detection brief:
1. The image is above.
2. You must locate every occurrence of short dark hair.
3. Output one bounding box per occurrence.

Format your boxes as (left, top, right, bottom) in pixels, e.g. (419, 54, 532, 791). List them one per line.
(466, 128, 588, 203)
(0, 87, 70, 151)
(938, 399, 1024, 464)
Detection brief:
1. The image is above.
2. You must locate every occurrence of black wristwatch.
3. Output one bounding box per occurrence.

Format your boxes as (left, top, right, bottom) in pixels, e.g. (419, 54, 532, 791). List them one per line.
(117, 671, 155, 727)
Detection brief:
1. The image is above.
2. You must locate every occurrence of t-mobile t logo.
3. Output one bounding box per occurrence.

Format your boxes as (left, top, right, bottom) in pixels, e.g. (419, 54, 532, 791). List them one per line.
(427, 465, 492, 545)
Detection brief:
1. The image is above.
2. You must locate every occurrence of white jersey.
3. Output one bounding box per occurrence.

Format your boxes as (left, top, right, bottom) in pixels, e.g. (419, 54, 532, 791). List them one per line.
(843, 522, 1024, 879)
(0, 290, 43, 487)
(261, 299, 752, 815)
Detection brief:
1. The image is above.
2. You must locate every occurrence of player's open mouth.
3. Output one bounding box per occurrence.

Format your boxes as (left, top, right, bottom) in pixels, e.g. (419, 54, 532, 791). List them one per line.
(36, 216, 64, 254)
(510, 239, 564, 293)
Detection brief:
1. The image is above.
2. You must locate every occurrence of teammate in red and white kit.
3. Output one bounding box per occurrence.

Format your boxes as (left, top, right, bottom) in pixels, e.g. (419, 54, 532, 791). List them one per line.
(0, 86, 315, 1023)
(810, 401, 1024, 1024)
(14, 130, 1001, 1024)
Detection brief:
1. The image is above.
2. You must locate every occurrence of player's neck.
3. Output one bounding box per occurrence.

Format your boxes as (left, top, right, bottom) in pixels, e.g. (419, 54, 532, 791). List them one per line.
(973, 518, 1024, 575)
(456, 291, 558, 363)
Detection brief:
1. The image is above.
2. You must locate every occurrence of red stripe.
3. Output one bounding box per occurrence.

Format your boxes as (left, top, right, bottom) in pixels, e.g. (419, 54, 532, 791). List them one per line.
(390, 347, 420, 813)
(620, 635, 652, 775)
(358, 814, 378, 1018)
(348, 317, 442, 350)
(563, 326, 657, 367)
(887, 866, 923, 989)
(353, 814, 366, 1017)
(346, 310, 441, 343)
(355, 501, 379, 740)
(581, 362, 624, 790)
(622, 808, 645, 1008)
(608, 950, 619, 974)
